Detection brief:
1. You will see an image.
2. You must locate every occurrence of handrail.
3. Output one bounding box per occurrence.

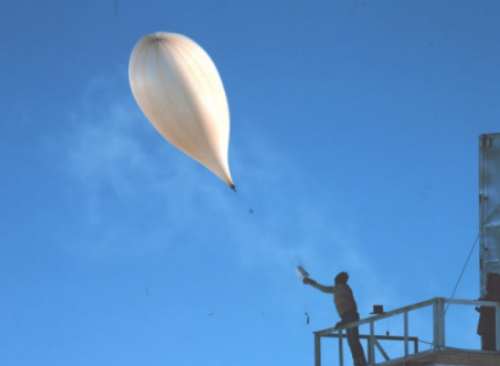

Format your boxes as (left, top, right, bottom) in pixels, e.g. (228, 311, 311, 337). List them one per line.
(315, 298, 437, 336)
(316, 297, 500, 336)
(446, 298, 500, 307)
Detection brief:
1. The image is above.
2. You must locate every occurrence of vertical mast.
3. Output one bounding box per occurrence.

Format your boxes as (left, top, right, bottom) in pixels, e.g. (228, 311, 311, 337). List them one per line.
(479, 133, 500, 295)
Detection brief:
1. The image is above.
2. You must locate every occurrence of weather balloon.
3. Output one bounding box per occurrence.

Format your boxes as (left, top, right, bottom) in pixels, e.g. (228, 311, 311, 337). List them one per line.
(129, 32, 235, 189)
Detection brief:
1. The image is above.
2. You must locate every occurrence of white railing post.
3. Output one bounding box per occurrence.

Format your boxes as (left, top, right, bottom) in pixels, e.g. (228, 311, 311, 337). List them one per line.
(404, 311, 409, 357)
(314, 333, 321, 366)
(338, 330, 344, 366)
(433, 298, 445, 349)
(369, 321, 375, 365)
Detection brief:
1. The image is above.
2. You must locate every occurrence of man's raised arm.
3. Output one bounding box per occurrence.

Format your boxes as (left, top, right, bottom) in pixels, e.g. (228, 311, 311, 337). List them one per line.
(303, 277, 334, 293)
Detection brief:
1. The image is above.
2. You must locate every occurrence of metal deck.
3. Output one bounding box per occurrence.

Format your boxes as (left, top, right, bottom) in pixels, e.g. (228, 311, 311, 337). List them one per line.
(379, 348, 500, 366)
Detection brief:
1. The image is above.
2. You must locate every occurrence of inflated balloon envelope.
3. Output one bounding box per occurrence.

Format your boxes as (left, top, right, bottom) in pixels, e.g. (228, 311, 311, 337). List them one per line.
(129, 32, 235, 189)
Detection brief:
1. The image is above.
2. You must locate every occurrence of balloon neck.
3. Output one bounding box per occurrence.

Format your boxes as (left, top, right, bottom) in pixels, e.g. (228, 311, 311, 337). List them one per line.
(229, 183, 237, 192)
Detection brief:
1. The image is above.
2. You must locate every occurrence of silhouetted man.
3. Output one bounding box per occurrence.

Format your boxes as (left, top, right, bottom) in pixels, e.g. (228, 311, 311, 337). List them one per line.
(477, 272, 500, 351)
(304, 272, 367, 366)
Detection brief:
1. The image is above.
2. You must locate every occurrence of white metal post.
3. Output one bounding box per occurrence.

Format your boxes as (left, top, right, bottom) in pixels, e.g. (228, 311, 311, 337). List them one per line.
(369, 321, 375, 365)
(314, 333, 321, 366)
(404, 311, 409, 357)
(433, 298, 445, 349)
(338, 330, 344, 366)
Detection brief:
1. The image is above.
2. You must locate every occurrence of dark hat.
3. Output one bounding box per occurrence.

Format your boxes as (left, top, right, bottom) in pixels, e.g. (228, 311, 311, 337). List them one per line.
(370, 305, 384, 315)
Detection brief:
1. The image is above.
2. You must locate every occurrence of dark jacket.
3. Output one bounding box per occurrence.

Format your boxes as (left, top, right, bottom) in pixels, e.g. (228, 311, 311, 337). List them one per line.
(308, 280, 357, 317)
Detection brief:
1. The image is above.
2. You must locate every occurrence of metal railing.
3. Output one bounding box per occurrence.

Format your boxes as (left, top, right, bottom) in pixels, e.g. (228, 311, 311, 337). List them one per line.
(313, 297, 500, 366)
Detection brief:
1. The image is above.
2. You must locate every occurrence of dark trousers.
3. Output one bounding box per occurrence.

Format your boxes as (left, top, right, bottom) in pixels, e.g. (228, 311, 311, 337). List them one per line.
(481, 333, 496, 351)
(478, 308, 496, 351)
(341, 311, 367, 366)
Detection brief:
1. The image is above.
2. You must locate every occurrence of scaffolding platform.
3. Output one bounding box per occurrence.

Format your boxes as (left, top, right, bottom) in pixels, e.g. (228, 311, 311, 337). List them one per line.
(313, 297, 500, 366)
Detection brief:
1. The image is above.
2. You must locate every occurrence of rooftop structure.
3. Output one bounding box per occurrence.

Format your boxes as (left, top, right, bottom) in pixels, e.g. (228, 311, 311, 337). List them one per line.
(312, 134, 500, 365)
(479, 133, 500, 295)
(313, 297, 500, 366)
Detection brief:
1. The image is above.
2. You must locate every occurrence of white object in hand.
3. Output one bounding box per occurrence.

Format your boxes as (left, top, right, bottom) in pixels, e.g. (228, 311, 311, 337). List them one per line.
(297, 265, 310, 278)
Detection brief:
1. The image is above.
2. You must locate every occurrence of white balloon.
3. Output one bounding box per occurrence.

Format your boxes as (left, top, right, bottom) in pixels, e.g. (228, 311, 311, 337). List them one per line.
(129, 32, 235, 189)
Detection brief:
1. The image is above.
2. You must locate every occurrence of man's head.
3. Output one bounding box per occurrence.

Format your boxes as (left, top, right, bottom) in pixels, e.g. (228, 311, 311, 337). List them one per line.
(335, 271, 349, 285)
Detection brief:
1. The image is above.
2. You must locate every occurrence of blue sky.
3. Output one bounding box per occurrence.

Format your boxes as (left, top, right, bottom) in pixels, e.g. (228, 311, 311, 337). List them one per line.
(2, 1, 500, 365)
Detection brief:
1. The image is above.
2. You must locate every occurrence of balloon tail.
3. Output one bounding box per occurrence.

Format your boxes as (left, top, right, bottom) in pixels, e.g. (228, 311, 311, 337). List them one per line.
(229, 183, 237, 192)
